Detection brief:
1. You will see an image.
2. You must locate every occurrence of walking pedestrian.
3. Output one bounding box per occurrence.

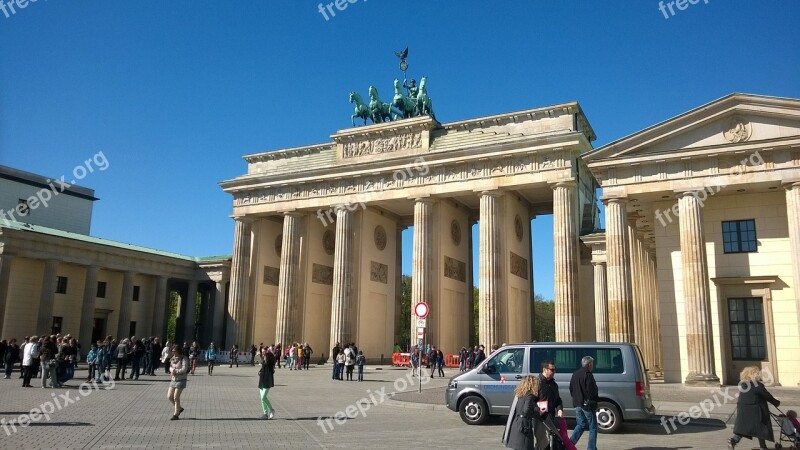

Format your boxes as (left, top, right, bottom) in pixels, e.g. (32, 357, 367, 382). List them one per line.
(168, 345, 189, 420)
(570, 356, 599, 450)
(161, 340, 171, 374)
(258, 346, 276, 419)
(502, 375, 542, 450)
(356, 351, 365, 382)
(229, 344, 239, 368)
(727, 366, 781, 449)
(205, 343, 217, 375)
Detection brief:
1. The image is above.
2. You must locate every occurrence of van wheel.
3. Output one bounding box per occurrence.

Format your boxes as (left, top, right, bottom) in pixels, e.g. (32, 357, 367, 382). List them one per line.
(459, 395, 489, 425)
(596, 401, 622, 434)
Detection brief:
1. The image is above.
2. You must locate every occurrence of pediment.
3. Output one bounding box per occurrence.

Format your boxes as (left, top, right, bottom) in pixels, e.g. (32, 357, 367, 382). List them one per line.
(585, 94, 800, 164)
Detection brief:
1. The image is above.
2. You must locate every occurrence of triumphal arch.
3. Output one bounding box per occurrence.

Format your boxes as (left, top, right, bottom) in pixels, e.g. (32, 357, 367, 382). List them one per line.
(220, 94, 599, 359)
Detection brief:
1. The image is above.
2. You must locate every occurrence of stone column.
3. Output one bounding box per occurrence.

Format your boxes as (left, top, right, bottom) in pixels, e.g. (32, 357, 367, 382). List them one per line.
(592, 262, 608, 342)
(226, 218, 252, 348)
(151, 276, 169, 339)
(678, 191, 719, 385)
(785, 181, 800, 346)
(604, 197, 633, 342)
(78, 266, 99, 345)
(277, 212, 303, 346)
(116, 271, 136, 338)
(36, 260, 60, 334)
(0, 255, 13, 334)
(628, 225, 647, 356)
(183, 280, 199, 343)
(330, 207, 354, 348)
(479, 192, 502, 348)
(212, 280, 226, 345)
(645, 248, 663, 375)
(411, 199, 435, 346)
(552, 181, 580, 341)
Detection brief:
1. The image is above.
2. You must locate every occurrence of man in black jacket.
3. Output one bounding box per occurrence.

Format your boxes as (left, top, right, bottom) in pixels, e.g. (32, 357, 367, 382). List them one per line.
(570, 356, 599, 450)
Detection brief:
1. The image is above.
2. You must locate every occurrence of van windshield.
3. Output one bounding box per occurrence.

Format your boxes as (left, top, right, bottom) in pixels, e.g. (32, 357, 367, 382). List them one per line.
(484, 347, 525, 373)
(529, 347, 624, 374)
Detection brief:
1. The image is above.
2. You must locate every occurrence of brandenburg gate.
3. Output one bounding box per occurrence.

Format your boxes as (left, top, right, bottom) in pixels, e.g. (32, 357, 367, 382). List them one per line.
(220, 101, 599, 360)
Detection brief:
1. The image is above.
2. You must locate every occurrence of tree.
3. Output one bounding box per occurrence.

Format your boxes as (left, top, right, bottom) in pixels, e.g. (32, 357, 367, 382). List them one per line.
(533, 294, 555, 342)
(397, 275, 412, 347)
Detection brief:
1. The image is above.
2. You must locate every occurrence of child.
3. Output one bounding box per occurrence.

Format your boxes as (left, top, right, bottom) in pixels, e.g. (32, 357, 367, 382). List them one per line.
(356, 351, 365, 382)
(788, 410, 800, 434)
(86, 343, 98, 383)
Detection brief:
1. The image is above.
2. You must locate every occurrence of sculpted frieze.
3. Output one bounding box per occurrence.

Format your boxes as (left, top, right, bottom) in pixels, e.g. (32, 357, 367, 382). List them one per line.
(233, 154, 544, 207)
(342, 132, 422, 158)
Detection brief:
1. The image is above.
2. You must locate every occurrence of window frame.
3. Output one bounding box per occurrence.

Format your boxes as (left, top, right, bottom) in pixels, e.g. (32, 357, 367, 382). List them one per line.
(728, 297, 766, 361)
(55, 276, 68, 294)
(722, 219, 757, 254)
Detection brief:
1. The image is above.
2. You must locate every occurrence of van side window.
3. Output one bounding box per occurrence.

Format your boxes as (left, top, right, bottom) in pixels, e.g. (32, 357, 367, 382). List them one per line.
(530, 347, 624, 374)
(485, 348, 525, 374)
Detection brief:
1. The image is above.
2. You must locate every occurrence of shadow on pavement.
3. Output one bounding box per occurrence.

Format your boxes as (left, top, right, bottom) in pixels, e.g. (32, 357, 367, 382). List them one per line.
(29, 422, 94, 427)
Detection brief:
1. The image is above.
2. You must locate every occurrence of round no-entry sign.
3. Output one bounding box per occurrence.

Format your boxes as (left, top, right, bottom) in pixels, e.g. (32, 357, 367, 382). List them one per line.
(414, 302, 429, 318)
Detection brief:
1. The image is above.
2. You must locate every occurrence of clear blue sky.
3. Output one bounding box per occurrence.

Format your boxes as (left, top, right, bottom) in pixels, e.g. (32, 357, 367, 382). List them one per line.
(1, 1, 798, 301)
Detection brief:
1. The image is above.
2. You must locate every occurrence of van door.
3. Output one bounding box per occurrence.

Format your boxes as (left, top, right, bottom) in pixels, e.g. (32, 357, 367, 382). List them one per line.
(479, 347, 527, 415)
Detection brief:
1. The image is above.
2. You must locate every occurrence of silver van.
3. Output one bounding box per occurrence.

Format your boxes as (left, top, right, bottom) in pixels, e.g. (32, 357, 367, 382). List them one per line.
(445, 342, 655, 433)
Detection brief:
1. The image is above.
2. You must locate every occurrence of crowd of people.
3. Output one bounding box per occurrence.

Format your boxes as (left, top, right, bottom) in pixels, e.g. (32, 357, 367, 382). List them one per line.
(0, 334, 167, 388)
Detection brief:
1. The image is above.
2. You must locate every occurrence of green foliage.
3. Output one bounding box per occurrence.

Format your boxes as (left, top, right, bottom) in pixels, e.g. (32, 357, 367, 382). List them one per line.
(533, 294, 555, 342)
(166, 291, 179, 343)
(397, 275, 412, 346)
(473, 287, 479, 346)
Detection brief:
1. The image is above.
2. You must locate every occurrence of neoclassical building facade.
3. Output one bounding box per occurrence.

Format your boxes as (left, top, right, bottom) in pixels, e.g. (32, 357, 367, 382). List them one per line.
(220, 106, 601, 361)
(0, 166, 231, 346)
(585, 93, 800, 385)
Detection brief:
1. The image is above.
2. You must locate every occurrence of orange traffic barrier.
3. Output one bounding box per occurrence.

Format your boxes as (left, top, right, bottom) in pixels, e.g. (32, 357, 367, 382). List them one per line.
(444, 354, 460, 368)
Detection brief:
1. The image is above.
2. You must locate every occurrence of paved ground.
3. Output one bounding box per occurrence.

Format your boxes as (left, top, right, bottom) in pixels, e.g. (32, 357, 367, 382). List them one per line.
(0, 363, 798, 449)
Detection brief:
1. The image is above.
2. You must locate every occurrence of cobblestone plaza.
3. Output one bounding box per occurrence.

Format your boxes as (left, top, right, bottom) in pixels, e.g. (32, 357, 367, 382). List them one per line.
(1, 364, 798, 449)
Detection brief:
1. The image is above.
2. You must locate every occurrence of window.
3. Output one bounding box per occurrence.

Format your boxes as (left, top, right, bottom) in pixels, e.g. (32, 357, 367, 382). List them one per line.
(96, 281, 107, 298)
(17, 198, 30, 216)
(55, 276, 68, 294)
(484, 347, 525, 374)
(51, 317, 63, 334)
(530, 347, 624, 375)
(722, 220, 757, 253)
(129, 321, 136, 337)
(729, 297, 766, 360)
(133, 286, 140, 301)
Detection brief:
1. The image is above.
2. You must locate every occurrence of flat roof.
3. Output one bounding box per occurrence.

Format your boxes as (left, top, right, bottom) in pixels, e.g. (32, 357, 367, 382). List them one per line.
(0, 165, 98, 201)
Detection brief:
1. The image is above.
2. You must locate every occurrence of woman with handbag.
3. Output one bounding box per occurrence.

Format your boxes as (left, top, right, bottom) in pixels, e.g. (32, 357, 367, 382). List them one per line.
(503, 375, 542, 450)
(258, 347, 276, 419)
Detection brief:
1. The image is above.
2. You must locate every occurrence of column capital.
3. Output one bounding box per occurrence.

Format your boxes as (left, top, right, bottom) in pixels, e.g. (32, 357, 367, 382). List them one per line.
(674, 189, 707, 199)
(600, 195, 628, 206)
(412, 196, 438, 204)
(782, 180, 800, 190)
(548, 180, 577, 190)
(232, 216, 255, 224)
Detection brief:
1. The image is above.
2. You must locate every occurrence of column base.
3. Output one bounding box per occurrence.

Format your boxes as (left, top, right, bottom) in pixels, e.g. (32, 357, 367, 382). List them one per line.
(684, 372, 720, 387)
